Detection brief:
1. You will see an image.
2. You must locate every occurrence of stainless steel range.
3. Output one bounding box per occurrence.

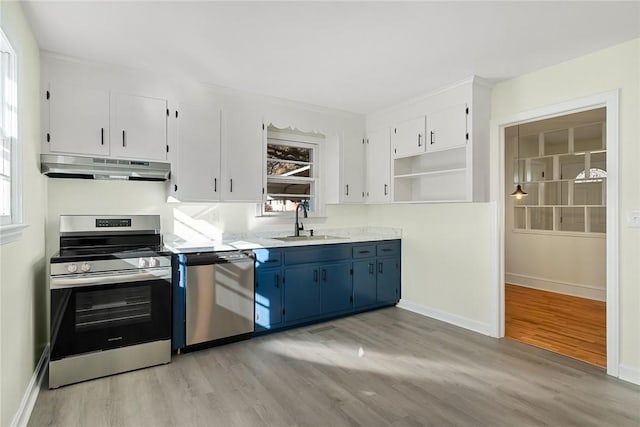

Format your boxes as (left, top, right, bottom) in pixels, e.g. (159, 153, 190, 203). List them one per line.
(49, 215, 171, 388)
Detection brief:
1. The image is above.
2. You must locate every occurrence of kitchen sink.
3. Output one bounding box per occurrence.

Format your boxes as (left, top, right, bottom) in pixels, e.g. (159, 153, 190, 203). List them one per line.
(272, 235, 348, 242)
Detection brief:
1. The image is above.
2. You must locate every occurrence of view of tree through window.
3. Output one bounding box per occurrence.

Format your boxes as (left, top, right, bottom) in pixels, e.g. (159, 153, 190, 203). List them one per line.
(263, 133, 319, 214)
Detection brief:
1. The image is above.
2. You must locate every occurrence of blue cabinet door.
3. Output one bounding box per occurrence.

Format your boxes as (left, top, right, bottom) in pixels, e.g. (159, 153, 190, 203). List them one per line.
(255, 268, 282, 331)
(353, 259, 377, 308)
(284, 265, 321, 323)
(377, 257, 400, 303)
(320, 261, 352, 314)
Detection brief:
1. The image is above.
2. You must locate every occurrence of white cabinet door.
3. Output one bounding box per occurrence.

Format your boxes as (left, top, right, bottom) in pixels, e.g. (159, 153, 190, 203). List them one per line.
(110, 93, 167, 161)
(366, 129, 391, 203)
(391, 115, 426, 159)
(341, 133, 365, 203)
(426, 104, 468, 152)
(48, 83, 110, 156)
(220, 104, 263, 202)
(171, 101, 222, 202)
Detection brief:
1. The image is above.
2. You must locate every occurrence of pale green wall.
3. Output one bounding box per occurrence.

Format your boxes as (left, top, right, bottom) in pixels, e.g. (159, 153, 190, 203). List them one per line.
(0, 2, 45, 426)
(491, 39, 640, 374)
(367, 203, 496, 330)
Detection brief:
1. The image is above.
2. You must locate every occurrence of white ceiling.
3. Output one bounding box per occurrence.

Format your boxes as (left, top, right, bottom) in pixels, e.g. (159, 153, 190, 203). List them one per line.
(21, 1, 640, 114)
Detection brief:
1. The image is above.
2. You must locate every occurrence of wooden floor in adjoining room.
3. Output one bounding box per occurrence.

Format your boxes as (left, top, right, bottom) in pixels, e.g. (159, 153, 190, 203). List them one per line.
(505, 283, 607, 369)
(30, 307, 638, 427)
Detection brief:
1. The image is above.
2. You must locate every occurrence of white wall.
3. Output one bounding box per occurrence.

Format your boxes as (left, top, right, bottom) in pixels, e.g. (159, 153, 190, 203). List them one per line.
(0, 2, 45, 426)
(46, 179, 368, 258)
(367, 203, 495, 333)
(504, 135, 606, 301)
(491, 38, 640, 379)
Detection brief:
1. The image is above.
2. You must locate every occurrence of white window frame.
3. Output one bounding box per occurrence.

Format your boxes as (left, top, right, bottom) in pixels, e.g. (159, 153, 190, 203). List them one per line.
(0, 27, 25, 244)
(259, 128, 325, 218)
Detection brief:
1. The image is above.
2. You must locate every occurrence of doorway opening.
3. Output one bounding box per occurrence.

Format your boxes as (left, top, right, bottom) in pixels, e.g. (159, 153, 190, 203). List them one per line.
(503, 107, 607, 368)
(492, 90, 620, 377)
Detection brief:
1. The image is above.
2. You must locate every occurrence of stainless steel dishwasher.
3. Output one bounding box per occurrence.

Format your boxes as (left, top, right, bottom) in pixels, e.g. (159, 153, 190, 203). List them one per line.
(184, 251, 255, 346)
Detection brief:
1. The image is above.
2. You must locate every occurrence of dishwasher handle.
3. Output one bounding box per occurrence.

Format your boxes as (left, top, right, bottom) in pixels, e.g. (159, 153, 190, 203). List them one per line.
(184, 251, 255, 266)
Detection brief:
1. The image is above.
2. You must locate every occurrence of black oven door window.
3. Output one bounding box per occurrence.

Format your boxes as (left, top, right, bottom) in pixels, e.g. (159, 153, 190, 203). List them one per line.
(50, 279, 170, 361)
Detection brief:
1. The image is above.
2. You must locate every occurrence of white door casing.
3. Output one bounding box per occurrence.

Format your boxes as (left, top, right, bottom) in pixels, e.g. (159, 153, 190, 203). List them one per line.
(491, 90, 619, 377)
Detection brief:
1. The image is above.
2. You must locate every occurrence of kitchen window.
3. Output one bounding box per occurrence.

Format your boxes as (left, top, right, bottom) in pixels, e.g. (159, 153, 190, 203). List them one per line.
(262, 127, 323, 216)
(0, 28, 23, 244)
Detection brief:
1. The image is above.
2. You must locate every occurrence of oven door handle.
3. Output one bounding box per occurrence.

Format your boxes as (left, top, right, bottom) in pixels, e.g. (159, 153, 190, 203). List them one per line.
(50, 269, 171, 289)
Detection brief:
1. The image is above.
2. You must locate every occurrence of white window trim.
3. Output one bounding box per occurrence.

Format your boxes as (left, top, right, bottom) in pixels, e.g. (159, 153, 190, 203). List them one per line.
(257, 129, 326, 219)
(0, 27, 26, 245)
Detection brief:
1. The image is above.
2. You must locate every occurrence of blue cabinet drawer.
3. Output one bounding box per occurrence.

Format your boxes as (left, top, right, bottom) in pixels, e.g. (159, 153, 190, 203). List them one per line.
(254, 249, 282, 269)
(284, 244, 352, 265)
(377, 241, 400, 257)
(353, 244, 376, 259)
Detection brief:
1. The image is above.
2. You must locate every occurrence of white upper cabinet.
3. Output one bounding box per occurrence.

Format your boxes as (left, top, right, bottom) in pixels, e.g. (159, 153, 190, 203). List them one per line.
(220, 102, 264, 202)
(323, 130, 366, 204)
(110, 93, 168, 161)
(391, 115, 426, 159)
(44, 79, 168, 162)
(47, 83, 110, 156)
(369, 76, 491, 203)
(426, 103, 468, 152)
(341, 133, 365, 203)
(365, 129, 391, 203)
(170, 100, 222, 202)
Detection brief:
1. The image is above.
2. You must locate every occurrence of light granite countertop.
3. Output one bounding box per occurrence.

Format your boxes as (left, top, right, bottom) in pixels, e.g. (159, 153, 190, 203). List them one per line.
(164, 227, 401, 254)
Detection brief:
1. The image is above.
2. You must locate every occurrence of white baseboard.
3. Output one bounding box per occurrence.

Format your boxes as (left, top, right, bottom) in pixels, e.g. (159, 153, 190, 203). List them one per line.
(10, 344, 49, 427)
(618, 364, 640, 386)
(397, 299, 492, 336)
(506, 273, 606, 301)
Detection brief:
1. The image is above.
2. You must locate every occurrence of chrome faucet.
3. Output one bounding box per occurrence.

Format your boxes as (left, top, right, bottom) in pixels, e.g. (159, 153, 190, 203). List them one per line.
(294, 201, 308, 237)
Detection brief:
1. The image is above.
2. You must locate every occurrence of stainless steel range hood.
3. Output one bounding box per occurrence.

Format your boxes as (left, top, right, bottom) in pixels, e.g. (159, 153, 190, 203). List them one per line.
(40, 154, 171, 181)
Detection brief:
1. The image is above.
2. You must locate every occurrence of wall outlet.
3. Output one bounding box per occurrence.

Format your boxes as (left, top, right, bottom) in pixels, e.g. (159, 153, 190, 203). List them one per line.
(627, 210, 640, 228)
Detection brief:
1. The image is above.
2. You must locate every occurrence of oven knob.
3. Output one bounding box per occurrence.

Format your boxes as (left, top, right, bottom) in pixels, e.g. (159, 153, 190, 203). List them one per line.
(148, 258, 159, 268)
(139, 258, 148, 268)
(67, 264, 78, 273)
(81, 262, 91, 272)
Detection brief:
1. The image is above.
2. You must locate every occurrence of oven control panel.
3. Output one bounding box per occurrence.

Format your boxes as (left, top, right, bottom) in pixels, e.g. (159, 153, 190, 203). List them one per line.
(51, 256, 171, 276)
(95, 218, 132, 228)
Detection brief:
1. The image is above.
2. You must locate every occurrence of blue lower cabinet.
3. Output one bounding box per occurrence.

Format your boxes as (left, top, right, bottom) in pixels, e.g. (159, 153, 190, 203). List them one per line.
(377, 257, 401, 303)
(255, 268, 283, 331)
(353, 259, 377, 308)
(283, 265, 321, 323)
(253, 239, 401, 334)
(320, 261, 353, 314)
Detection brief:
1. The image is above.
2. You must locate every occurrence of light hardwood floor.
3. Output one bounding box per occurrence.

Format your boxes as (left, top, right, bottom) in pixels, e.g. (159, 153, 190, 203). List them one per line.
(29, 307, 638, 427)
(505, 284, 607, 368)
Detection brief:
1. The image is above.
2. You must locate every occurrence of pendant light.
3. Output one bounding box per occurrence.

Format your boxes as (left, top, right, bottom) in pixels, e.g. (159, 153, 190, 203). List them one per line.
(511, 124, 528, 199)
